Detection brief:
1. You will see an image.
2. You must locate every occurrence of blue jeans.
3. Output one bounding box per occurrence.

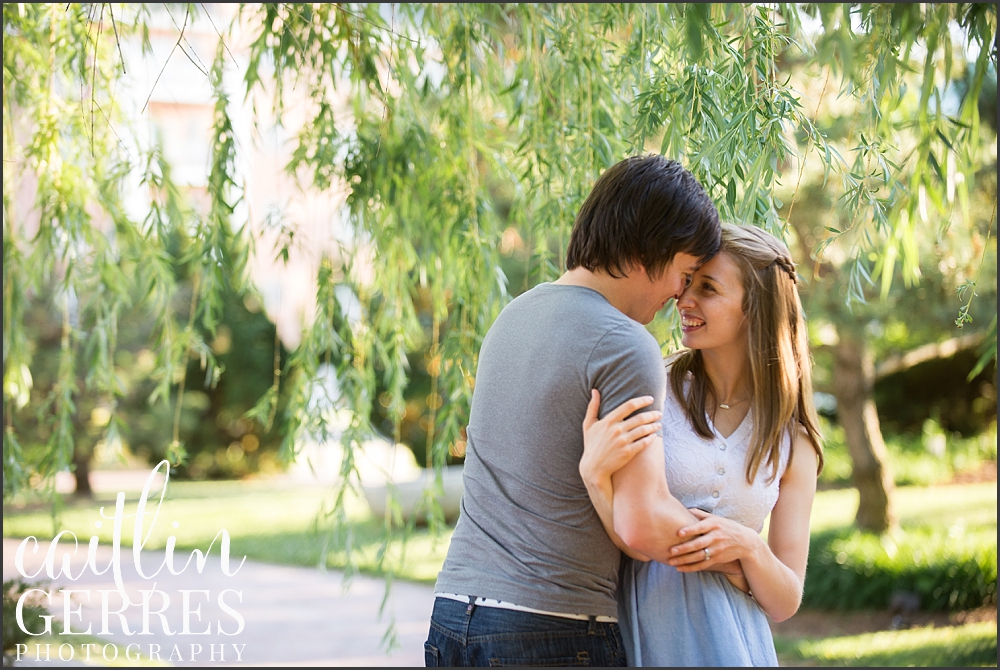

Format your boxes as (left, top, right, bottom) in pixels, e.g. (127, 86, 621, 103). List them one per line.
(424, 597, 627, 667)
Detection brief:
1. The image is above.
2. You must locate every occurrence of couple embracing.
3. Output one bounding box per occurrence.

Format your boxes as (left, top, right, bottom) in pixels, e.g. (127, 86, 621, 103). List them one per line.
(424, 155, 824, 667)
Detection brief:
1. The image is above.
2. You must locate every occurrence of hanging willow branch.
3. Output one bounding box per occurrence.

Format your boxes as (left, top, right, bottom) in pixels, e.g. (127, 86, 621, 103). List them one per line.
(2, 2, 996, 525)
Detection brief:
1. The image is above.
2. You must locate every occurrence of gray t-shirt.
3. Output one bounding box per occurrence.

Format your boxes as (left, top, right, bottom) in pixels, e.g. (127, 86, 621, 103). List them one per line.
(434, 283, 667, 618)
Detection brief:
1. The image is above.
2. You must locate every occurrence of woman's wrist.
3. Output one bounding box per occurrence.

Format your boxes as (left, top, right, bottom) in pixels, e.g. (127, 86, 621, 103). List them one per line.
(742, 531, 769, 572)
(579, 458, 612, 493)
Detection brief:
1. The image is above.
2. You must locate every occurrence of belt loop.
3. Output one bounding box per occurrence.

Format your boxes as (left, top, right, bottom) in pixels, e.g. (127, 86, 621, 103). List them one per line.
(587, 615, 597, 635)
(466, 596, 478, 616)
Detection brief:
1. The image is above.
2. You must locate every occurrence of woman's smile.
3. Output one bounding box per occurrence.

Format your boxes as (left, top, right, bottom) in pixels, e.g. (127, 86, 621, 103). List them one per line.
(680, 312, 706, 332)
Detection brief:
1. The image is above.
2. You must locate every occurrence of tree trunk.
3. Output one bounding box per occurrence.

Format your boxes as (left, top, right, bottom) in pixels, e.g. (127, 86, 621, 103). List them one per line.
(831, 329, 897, 533)
(72, 443, 93, 498)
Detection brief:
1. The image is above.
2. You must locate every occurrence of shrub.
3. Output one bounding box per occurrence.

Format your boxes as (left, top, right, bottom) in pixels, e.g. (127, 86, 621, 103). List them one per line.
(803, 527, 998, 611)
(817, 418, 998, 488)
(2, 579, 51, 663)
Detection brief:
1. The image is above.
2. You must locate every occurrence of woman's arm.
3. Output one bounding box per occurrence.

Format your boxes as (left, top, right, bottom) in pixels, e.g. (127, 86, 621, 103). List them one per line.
(665, 425, 819, 622)
(579, 390, 660, 561)
(581, 390, 750, 568)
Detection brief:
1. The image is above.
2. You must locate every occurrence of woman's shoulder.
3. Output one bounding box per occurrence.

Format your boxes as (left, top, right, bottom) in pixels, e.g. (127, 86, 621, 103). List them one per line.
(780, 422, 821, 482)
(793, 421, 821, 460)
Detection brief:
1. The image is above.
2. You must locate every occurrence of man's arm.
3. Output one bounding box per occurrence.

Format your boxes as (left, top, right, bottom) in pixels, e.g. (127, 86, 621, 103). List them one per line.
(611, 432, 699, 561)
(589, 326, 713, 562)
(580, 391, 659, 560)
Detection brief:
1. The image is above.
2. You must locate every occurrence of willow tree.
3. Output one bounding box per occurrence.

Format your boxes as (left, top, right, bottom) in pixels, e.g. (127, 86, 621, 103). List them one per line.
(775, 4, 998, 531)
(4, 3, 996, 540)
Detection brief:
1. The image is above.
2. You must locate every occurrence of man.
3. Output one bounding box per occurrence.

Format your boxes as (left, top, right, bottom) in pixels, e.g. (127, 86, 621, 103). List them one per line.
(425, 155, 722, 667)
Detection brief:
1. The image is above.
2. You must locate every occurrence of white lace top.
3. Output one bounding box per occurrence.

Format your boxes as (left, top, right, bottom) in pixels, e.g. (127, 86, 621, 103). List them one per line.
(661, 384, 791, 533)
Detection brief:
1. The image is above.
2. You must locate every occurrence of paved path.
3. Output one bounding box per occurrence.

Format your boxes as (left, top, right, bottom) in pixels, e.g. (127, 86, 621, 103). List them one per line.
(3, 537, 435, 667)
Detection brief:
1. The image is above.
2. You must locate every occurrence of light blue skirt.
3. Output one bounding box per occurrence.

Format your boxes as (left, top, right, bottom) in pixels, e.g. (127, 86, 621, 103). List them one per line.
(619, 557, 778, 667)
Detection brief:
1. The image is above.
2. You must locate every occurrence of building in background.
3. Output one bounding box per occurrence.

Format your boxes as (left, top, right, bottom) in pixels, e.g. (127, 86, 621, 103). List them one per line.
(120, 4, 354, 349)
(29, 5, 415, 490)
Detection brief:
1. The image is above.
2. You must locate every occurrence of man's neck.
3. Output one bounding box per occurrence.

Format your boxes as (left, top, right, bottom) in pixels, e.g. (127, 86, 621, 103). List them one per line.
(555, 267, 635, 317)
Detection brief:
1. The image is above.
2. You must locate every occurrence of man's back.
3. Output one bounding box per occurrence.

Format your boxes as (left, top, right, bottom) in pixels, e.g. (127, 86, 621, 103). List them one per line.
(435, 282, 666, 618)
(424, 154, 720, 666)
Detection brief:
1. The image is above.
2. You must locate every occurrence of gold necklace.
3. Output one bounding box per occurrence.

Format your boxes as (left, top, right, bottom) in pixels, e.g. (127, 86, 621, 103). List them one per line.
(718, 397, 750, 410)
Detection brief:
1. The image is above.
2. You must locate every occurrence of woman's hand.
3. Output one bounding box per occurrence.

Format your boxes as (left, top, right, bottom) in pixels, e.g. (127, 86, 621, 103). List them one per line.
(668, 509, 757, 594)
(667, 508, 762, 574)
(579, 389, 662, 488)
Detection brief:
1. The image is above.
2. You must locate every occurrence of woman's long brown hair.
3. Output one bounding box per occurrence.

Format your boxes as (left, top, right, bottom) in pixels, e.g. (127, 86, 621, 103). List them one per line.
(669, 223, 824, 483)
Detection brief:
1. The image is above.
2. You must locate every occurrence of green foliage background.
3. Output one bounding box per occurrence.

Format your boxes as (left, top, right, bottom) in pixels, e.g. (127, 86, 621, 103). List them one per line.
(803, 527, 998, 611)
(3, 4, 997, 513)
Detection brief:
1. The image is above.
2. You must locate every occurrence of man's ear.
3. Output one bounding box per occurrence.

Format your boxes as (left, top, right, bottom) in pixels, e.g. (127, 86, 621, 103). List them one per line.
(626, 262, 648, 280)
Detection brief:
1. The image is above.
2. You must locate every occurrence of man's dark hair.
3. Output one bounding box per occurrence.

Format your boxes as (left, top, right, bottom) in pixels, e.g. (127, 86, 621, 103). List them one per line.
(565, 155, 721, 278)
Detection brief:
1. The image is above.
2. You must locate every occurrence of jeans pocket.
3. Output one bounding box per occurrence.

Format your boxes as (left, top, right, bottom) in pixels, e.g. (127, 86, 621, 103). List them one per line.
(424, 643, 440, 667)
(488, 651, 591, 667)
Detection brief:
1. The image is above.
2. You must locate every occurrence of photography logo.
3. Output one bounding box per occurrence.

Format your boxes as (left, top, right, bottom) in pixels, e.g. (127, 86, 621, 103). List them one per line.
(11, 461, 248, 664)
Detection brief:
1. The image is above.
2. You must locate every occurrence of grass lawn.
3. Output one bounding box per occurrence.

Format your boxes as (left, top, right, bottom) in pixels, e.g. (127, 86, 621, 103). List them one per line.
(6, 632, 171, 667)
(4, 476, 997, 666)
(6, 479, 995, 582)
(774, 621, 998, 667)
(2, 477, 452, 582)
(786, 480, 997, 535)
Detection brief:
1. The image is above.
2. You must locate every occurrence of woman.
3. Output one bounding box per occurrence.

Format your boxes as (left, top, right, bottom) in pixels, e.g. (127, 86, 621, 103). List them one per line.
(580, 223, 824, 666)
